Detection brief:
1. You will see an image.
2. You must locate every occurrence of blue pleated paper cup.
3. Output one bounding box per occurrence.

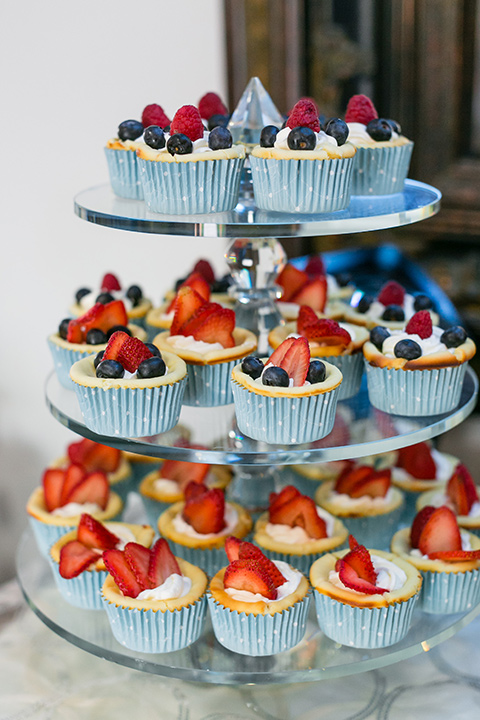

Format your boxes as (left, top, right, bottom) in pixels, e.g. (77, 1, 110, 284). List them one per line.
(50, 563, 108, 610)
(249, 155, 354, 213)
(47, 335, 97, 390)
(161, 542, 227, 578)
(104, 147, 143, 200)
(138, 156, 245, 214)
(321, 353, 364, 400)
(208, 592, 310, 656)
(350, 143, 413, 195)
(417, 568, 480, 614)
(364, 362, 469, 416)
(28, 516, 77, 558)
(312, 588, 418, 648)
(183, 360, 237, 406)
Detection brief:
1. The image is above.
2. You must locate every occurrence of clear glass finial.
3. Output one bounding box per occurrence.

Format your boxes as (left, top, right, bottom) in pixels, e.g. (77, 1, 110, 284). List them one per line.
(228, 77, 284, 145)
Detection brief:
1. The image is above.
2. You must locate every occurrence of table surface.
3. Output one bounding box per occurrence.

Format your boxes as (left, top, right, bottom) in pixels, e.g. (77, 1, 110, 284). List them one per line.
(2, 578, 480, 719)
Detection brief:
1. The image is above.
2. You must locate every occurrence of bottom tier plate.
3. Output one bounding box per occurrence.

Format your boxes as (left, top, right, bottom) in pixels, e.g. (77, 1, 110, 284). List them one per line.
(17, 529, 480, 685)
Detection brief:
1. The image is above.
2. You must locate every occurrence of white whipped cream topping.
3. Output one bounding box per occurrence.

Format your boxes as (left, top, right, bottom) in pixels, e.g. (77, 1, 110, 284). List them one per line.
(173, 503, 238, 539)
(265, 505, 335, 544)
(329, 486, 395, 511)
(359, 293, 415, 323)
(410, 529, 473, 558)
(146, 130, 221, 156)
(393, 449, 457, 484)
(51, 502, 102, 518)
(328, 553, 406, 593)
(346, 122, 399, 145)
(224, 560, 302, 603)
(136, 573, 192, 601)
(274, 126, 338, 150)
(382, 325, 449, 358)
(79, 289, 133, 312)
(168, 334, 224, 355)
(103, 523, 136, 550)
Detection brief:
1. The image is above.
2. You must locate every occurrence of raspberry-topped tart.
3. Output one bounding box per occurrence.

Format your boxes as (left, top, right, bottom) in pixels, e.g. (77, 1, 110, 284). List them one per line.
(250, 98, 356, 213)
(343, 94, 413, 195)
(269, 305, 369, 399)
(157, 481, 252, 577)
(49, 513, 154, 610)
(253, 485, 348, 574)
(70, 330, 187, 437)
(208, 538, 310, 655)
(198, 91, 229, 129)
(273, 260, 347, 321)
(136, 103, 245, 214)
(70, 272, 152, 327)
(310, 535, 421, 647)
(363, 311, 476, 415)
(231, 336, 343, 444)
(416, 463, 480, 537)
(102, 537, 208, 653)
(153, 286, 257, 406)
(391, 505, 480, 613)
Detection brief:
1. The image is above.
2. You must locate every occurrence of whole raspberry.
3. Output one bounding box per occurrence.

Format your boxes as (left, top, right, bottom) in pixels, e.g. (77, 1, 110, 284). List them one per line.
(405, 311, 433, 339)
(100, 273, 121, 292)
(170, 105, 205, 142)
(345, 94, 378, 125)
(377, 280, 405, 307)
(198, 92, 228, 120)
(287, 99, 320, 132)
(141, 104, 171, 129)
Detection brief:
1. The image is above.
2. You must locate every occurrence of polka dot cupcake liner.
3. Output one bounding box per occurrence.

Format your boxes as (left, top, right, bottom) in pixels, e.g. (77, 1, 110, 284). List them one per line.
(320, 352, 364, 400)
(183, 360, 237, 407)
(336, 505, 404, 552)
(47, 338, 95, 390)
(416, 567, 480, 614)
(104, 147, 144, 200)
(350, 143, 413, 195)
(50, 563, 108, 610)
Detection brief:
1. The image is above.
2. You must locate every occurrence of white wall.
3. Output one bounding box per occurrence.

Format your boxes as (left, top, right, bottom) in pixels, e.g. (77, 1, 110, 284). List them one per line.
(0, 0, 228, 581)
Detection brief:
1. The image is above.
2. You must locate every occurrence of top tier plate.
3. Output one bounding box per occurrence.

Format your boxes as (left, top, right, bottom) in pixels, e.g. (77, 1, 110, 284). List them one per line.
(74, 180, 441, 238)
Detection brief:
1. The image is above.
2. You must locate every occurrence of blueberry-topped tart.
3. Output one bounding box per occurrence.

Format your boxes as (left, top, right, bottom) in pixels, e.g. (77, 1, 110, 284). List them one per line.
(70, 272, 152, 327)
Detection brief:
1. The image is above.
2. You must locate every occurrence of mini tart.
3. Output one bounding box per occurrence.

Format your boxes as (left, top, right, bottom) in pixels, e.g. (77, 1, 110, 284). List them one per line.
(231, 358, 342, 398)
(315, 481, 404, 519)
(153, 328, 257, 366)
(268, 321, 369, 358)
(391, 452, 460, 494)
(70, 299, 152, 323)
(70, 351, 186, 389)
(251, 142, 356, 161)
(48, 323, 147, 354)
(343, 304, 440, 332)
(363, 338, 476, 371)
(51, 454, 132, 501)
(140, 464, 231, 506)
(27, 486, 123, 527)
(416, 489, 480, 534)
(136, 144, 245, 164)
(391, 527, 480, 575)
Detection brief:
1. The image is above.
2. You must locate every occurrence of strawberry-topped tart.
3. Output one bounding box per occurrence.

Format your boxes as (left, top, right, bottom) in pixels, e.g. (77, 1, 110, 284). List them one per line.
(101, 537, 208, 653)
(416, 463, 480, 537)
(269, 305, 369, 399)
(391, 505, 480, 613)
(310, 535, 421, 648)
(153, 286, 257, 406)
(208, 537, 310, 655)
(363, 310, 476, 415)
(344, 279, 439, 330)
(48, 299, 147, 389)
(157, 481, 252, 577)
(136, 103, 245, 214)
(250, 98, 356, 213)
(70, 272, 152, 327)
(49, 513, 154, 610)
(231, 336, 343, 444)
(343, 94, 413, 195)
(273, 260, 347, 322)
(70, 330, 187, 438)
(315, 463, 404, 550)
(253, 485, 348, 574)
(26, 461, 123, 558)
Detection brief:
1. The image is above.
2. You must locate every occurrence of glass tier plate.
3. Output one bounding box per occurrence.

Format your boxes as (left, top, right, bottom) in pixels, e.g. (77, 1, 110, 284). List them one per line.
(45, 368, 478, 465)
(74, 180, 441, 238)
(17, 528, 480, 685)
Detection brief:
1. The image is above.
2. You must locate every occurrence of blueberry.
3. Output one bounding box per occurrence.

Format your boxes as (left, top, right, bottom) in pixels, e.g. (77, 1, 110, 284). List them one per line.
(413, 294, 433, 311)
(207, 114, 230, 131)
(325, 117, 349, 146)
(211, 274, 233, 293)
(58, 318, 71, 340)
(287, 126, 316, 151)
(118, 120, 144, 142)
(370, 326, 390, 350)
(441, 326, 468, 348)
(107, 324, 132, 339)
(174, 276, 187, 291)
(145, 343, 162, 357)
(96, 292, 114, 305)
(262, 365, 289, 387)
(94, 351, 104, 369)
(366, 119, 393, 142)
(137, 356, 166, 379)
(75, 287, 91, 304)
(208, 126, 233, 150)
(126, 284, 142, 306)
(306, 360, 326, 384)
(386, 119, 402, 135)
(318, 114, 327, 131)
(96, 359, 125, 379)
(260, 125, 279, 148)
(394, 339, 422, 360)
(167, 133, 193, 156)
(382, 304, 405, 322)
(144, 125, 165, 149)
(241, 356, 264, 380)
(357, 294, 374, 313)
(86, 328, 108, 345)
(334, 272, 352, 288)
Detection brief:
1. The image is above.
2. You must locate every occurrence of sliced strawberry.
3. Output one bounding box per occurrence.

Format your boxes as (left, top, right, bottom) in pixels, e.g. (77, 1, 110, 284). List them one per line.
(103, 548, 144, 598)
(100, 273, 122, 292)
(60, 463, 86, 507)
(160, 458, 210, 492)
(427, 550, 480, 562)
(59, 540, 99, 579)
(179, 303, 222, 337)
(180, 271, 211, 302)
(223, 558, 277, 600)
(297, 305, 320, 335)
(184, 480, 209, 503)
(279, 336, 310, 387)
(42, 468, 66, 512)
(410, 505, 437, 548)
(170, 286, 208, 336)
(396, 442, 436, 480)
(148, 538, 182, 587)
(300, 318, 351, 347)
(67, 438, 121, 474)
(103, 331, 153, 373)
(225, 535, 242, 562)
(304, 255, 326, 277)
(182, 484, 226, 534)
(269, 493, 327, 540)
(190, 306, 235, 349)
(348, 534, 360, 550)
(341, 544, 377, 584)
(238, 542, 286, 587)
(405, 310, 433, 340)
(291, 277, 327, 313)
(418, 506, 462, 556)
(193, 259, 216, 285)
(377, 280, 405, 307)
(334, 465, 372, 495)
(447, 464, 479, 516)
(268, 337, 296, 367)
(336, 557, 388, 595)
(77, 513, 119, 550)
(348, 469, 391, 499)
(66, 471, 110, 510)
(67, 301, 128, 343)
(276, 264, 309, 302)
(124, 542, 152, 589)
(269, 485, 301, 514)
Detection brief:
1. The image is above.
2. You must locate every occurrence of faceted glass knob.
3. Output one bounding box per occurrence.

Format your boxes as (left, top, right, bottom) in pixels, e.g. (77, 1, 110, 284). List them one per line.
(225, 237, 286, 290)
(228, 77, 284, 146)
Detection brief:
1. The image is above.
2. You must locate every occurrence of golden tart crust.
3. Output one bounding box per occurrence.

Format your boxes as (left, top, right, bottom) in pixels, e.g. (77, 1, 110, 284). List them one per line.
(106, 138, 143, 151)
(153, 328, 257, 366)
(209, 566, 310, 616)
(231, 358, 342, 398)
(26, 486, 123, 526)
(251, 142, 356, 161)
(136, 144, 245, 163)
(253, 511, 348, 556)
(102, 556, 208, 612)
(70, 351, 186, 389)
(310, 548, 422, 609)
(139, 465, 231, 504)
(315, 481, 404, 518)
(363, 338, 476, 370)
(391, 526, 480, 574)
(158, 501, 252, 550)
(268, 321, 369, 358)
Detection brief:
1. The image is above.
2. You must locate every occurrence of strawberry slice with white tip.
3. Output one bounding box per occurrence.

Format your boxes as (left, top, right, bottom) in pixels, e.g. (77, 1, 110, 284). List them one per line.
(297, 305, 319, 334)
(103, 548, 145, 598)
(341, 543, 377, 584)
(396, 442, 436, 480)
(171, 286, 207, 335)
(182, 482, 226, 534)
(77, 513, 119, 550)
(410, 505, 437, 548)
(66, 471, 110, 510)
(124, 542, 152, 589)
(237, 542, 286, 587)
(291, 276, 327, 313)
(67, 438, 121, 473)
(336, 557, 388, 595)
(225, 535, 242, 562)
(427, 550, 480, 562)
(190, 306, 235, 349)
(268, 337, 296, 367)
(446, 464, 479, 516)
(160, 458, 210, 492)
(148, 538, 182, 587)
(347, 469, 391, 499)
(276, 264, 309, 302)
(102, 331, 153, 373)
(279, 336, 310, 387)
(60, 463, 86, 506)
(67, 300, 128, 344)
(59, 540, 99, 579)
(334, 464, 372, 494)
(269, 491, 327, 540)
